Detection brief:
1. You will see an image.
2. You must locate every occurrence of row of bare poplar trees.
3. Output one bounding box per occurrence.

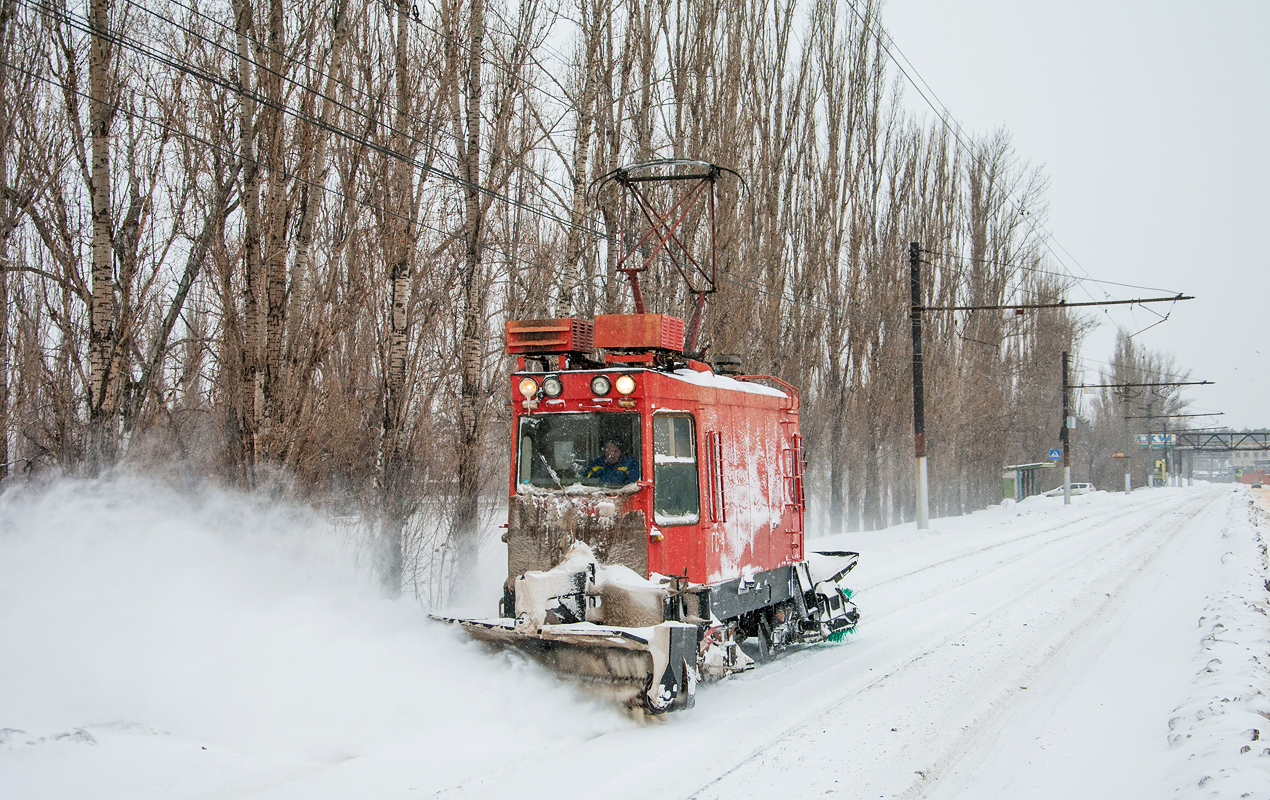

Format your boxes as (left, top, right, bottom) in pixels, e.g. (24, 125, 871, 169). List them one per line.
(0, 0, 1090, 600)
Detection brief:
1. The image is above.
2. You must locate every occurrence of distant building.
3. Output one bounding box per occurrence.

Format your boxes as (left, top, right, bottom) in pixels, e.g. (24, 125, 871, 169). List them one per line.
(1231, 450, 1270, 473)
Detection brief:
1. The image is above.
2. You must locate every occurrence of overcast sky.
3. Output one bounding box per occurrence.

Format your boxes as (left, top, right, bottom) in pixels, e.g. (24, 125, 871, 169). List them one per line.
(881, 0, 1269, 430)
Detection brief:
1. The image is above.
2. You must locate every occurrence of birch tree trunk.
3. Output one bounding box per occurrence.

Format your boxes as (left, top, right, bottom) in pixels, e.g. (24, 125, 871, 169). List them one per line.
(0, 0, 18, 481)
(232, 0, 263, 481)
(450, 0, 486, 598)
(87, 0, 116, 471)
(556, 0, 602, 318)
(260, 0, 288, 460)
(0, 195, 8, 482)
(284, 0, 355, 468)
(380, 0, 415, 597)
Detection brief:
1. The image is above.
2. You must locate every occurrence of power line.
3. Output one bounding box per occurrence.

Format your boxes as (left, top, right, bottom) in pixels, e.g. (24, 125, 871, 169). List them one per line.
(34, 0, 1184, 338)
(1080, 354, 1197, 384)
(921, 294, 1193, 313)
(841, 0, 1136, 311)
(27, 0, 608, 241)
(1126, 314, 1172, 340)
(155, 0, 585, 204)
(1070, 380, 1213, 389)
(0, 55, 578, 289)
(923, 250, 1183, 295)
(927, 256, 1069, 307)
(141, 0, 1103, 329)
(141, 0, 455, 170)
(21, 4, 838, 326)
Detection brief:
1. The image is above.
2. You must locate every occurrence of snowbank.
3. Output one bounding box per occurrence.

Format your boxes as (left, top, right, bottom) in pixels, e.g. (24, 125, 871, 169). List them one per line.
(1167, 490, 1270, 797)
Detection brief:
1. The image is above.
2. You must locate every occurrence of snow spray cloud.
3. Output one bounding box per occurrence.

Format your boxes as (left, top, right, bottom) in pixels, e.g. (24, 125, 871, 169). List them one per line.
(0, 475, 625, 759)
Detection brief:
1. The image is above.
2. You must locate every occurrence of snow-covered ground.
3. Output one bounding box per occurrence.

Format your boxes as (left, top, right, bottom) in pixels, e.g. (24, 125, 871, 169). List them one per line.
(3, 476, 1269, 799)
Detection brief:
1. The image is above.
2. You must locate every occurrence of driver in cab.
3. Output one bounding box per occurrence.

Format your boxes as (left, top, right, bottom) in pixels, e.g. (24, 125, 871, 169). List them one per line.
(586, 441, 640, 486)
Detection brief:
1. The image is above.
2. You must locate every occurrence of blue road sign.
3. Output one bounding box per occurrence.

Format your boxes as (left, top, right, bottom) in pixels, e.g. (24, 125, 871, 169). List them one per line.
(1048, 448, 1062, 460)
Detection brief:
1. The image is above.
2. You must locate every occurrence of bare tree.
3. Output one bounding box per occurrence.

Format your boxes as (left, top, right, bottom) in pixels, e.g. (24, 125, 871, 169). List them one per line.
(86, 0, 118, 469)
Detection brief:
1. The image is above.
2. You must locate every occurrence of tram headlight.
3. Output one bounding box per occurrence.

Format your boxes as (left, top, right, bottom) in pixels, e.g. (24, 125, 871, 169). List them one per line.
(590, 375, 612, 396)
(518, 377, 540, 399)
(614, 374, 637, 395)
(542, 376, 564, 398)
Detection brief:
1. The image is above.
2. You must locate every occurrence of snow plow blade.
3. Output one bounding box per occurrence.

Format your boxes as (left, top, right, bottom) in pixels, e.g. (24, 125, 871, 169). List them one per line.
(434, 543, 858, 713)
(436, 616, 698, 714)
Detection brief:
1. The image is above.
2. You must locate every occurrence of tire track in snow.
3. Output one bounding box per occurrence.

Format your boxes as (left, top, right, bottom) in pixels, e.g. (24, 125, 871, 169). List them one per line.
(895, 489, 1224, 799)
(727, 494, 1177, 690)
(852, 497, 1171, 593)
(683, 489, 1221, 800)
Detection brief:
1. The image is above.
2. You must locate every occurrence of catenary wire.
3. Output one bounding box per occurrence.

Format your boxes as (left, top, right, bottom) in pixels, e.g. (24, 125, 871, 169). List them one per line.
(129, 0, 589, 204)
(34, 0, 1165, 333)
(0, 54, 585, 285)
(841, 0, 1134, 310)
(26, 0, 611, 242)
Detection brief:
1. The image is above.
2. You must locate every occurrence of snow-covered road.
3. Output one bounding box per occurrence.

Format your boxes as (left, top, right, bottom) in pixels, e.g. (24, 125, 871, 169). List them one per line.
(694, 488, 1237, 800)
(3, 479, 1269, 799)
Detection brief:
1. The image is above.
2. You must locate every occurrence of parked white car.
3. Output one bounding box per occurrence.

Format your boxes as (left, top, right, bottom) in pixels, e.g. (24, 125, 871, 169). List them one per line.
(1045, 482, 1095, 497)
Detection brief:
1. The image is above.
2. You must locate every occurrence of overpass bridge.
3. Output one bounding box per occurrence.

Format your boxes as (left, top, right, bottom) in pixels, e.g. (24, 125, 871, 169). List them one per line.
(1174, 430, 1270, 451)
(1144, 430, 1270, 487)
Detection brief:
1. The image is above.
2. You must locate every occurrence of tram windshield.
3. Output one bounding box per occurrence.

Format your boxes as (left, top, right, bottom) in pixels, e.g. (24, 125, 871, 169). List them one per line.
(517, 412, 642, 489)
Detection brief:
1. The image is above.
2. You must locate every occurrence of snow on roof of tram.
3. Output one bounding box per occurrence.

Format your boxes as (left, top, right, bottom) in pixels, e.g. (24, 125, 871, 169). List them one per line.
(664, 368, 788, 398)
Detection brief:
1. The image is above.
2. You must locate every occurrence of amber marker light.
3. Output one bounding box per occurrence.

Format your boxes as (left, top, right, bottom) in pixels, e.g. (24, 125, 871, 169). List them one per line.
(614, 374, 637, 395)
(518, 377, 539, 399)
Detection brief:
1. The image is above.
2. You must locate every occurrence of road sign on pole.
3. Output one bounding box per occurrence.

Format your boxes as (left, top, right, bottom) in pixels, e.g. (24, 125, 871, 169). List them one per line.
(1048, 448, 1062, 461)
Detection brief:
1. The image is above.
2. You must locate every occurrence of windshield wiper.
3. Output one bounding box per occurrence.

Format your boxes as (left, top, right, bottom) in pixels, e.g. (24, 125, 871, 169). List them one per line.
(536, 451, 565, 490)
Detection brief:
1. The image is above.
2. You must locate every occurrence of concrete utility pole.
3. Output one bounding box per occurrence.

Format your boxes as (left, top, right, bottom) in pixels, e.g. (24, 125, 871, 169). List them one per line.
(1147, 397, 1155, 487)
(1123, 394, 1132, 494)
(1062, 351, 1072, 505)
(910, 242, 929, 530)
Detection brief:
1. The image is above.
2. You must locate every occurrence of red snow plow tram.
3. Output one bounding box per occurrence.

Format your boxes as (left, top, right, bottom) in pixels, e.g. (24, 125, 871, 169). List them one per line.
(435, 161, 858, 714)
(438, 313, 859, 714)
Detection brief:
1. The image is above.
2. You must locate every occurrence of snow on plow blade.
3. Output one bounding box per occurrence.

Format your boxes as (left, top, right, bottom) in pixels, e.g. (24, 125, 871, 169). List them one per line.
(434, 541, 700, 714)
(434, 542, 859, 714)
(443, 617, 698, 714)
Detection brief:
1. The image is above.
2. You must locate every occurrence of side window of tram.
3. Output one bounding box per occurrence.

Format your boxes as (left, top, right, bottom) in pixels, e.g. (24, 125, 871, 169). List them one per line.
(653, 415, 700, 524)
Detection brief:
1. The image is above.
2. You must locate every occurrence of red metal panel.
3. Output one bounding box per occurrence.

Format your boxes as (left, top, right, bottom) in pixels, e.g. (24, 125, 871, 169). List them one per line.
(505, 318, 594, 354)
(593, 314, 685, 353)
(637, 370, 799, 584)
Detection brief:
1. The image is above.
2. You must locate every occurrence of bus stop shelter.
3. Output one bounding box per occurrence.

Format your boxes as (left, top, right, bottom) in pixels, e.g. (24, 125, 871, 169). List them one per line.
(1003, 462, 1056, 501)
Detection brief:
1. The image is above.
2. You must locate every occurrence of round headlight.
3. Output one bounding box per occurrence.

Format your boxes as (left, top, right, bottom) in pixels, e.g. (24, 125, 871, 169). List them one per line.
(542, 376, 564, 397)
(590, 375, 612, 396)
(614, 374, 637, 395)
(518, 377, 539, 399)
